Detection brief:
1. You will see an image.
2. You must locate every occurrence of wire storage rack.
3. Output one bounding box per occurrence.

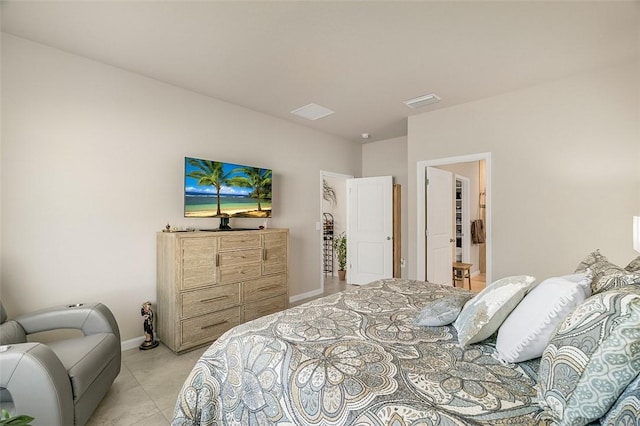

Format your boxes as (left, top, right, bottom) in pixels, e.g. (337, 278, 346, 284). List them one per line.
(323, 213, 334, 276)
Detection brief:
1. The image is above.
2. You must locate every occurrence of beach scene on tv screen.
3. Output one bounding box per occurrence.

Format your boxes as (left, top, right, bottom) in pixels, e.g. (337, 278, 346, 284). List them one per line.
(184, 157, 272, 218)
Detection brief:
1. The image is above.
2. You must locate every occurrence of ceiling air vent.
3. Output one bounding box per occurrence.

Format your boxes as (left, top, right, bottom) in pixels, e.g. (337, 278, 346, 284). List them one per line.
(290, 103, 335, 120)
(403, 93, 441, 109)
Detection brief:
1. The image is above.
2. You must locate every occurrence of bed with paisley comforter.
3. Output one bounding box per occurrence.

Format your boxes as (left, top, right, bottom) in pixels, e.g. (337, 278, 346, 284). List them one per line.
(172, 278, 546, 425)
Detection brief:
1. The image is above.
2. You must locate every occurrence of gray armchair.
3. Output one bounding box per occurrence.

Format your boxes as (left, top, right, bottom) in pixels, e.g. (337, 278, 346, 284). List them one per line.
(0, 301, 121, 426)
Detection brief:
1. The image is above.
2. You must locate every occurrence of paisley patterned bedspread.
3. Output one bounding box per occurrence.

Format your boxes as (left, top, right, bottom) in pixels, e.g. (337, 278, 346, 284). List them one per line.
(172, 279, 542, 425)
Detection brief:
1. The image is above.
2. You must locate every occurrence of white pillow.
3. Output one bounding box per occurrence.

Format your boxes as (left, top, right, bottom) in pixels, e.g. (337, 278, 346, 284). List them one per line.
(558, 271, 593, 298)
(495, 276, 586, 363)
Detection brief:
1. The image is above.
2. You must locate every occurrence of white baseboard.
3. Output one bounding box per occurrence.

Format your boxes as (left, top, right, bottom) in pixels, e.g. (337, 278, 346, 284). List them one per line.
(471, 270, 481, 278)
(121, 336, 145, 351)
(289, 288, 322, 304)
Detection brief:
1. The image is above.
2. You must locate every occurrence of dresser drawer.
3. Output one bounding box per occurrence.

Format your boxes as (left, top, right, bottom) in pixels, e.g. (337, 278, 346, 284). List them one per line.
(218, 248, 262, 267)
(181, 307, 241, 349)
(181, 283, 240, 318)
(244, 294, 288, 322)
(182, 238, 217, 256)
(219, 263, 261, 284)
(244, 274, 286, 303)
(219, 234, 261, 250)
(182, 266, 217, 290)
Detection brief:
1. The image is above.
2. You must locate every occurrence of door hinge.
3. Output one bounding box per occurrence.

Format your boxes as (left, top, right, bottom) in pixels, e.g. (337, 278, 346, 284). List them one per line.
(425, 178, 430, 186)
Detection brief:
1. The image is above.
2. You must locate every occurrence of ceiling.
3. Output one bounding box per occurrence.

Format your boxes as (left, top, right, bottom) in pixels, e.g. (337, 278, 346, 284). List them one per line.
(2, 1, 639, 143)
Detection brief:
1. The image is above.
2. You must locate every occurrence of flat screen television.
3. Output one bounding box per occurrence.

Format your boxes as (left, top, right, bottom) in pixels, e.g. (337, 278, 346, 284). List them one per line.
(184, 157, 272, 226)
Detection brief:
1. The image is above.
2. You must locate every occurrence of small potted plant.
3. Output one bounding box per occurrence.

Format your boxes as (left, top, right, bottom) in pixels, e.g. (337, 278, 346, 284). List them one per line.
(333, 232, 347, 281)
(0, 409, 33, 425)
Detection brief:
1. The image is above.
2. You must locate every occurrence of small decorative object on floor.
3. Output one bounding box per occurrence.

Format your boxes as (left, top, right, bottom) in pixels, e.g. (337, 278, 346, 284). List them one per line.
(139, 301, 159, 350)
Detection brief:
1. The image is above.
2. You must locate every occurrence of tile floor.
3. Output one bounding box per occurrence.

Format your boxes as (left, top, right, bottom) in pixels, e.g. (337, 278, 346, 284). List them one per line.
(86, 343, 207, 425)
(86, 274, 480, 425)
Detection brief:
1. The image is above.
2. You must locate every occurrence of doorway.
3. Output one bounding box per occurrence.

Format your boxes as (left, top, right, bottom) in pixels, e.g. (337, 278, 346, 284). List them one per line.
(320, 171, 352, 292)
(416, 153, 492, 286)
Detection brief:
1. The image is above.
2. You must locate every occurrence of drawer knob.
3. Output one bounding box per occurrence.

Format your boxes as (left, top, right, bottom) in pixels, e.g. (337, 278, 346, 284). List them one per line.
(200, 296, 227, 303)
(201, 320, 228, 330)
(258, 285, 280, 292)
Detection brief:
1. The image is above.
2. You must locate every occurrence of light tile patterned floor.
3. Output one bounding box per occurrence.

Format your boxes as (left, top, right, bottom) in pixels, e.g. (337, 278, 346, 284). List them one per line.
(87, 343, 207, 425)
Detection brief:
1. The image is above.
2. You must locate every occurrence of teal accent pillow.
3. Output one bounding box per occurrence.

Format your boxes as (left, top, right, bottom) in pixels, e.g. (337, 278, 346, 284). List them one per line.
(415, 292, 474, 326)
(537, 286, 640, 426)
(453, 275, 536, 347)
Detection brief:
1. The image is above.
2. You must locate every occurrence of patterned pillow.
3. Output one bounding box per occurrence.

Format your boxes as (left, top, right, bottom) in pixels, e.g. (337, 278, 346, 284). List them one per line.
(626, 256, 640, 272)
(453, 275, 536, 347)
(590, 260, 640, 294)
(495, 276, 586, 363)
(574, 249, 608, 273)
(575, 250, 640, 294)
(415, 293, 474, 326)
(599, 373, 640, 426)
(537, 286, 640, 425)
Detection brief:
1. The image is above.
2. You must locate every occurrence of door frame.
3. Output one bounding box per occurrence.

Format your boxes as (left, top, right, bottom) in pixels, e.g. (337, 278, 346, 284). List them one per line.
(416, 153, 492, 283)
(319, 170, 353, 293)
(455, 175, 471, 264)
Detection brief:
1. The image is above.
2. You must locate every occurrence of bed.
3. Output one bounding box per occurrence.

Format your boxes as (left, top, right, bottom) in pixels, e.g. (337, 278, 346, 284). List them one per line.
(171, 279, 543, 425)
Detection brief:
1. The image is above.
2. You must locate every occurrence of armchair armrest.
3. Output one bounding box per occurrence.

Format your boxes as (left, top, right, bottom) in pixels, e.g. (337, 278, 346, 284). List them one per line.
(0, 343, 74, 426)
(15, 303, 120, 342)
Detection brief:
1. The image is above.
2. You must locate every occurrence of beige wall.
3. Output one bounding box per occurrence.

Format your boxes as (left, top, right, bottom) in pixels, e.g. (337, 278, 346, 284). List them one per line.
(362, 136, 408, 278)
(408, 61, 640, 283)
(1, 35, 362, 342)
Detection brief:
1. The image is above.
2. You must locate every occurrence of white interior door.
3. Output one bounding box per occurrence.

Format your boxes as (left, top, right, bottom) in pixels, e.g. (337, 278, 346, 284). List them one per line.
(347, 176, 393, 285)
(426, 167, 453, 285)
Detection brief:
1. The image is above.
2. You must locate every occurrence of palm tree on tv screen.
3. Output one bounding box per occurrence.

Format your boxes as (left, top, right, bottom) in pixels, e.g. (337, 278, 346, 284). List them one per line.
(186, 158, 235, 216)
(229, 167, 272, 211)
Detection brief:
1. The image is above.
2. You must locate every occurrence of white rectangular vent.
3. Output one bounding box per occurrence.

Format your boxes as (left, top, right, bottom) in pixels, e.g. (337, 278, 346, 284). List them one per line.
(290, 103, 335, 120)
(404, 93, 441, 109)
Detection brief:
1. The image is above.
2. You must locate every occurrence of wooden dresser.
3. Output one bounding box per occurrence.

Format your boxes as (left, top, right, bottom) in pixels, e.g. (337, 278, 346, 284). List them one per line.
(156, 229, 288, 353)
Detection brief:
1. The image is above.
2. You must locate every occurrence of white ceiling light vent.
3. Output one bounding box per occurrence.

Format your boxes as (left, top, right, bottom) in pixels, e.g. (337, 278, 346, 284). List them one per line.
(403, 93, 441, 109)
(290, 103, 335, 120)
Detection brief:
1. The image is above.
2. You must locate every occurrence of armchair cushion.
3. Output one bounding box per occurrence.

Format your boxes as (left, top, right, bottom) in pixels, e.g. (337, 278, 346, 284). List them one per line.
(47, 333, 119, 401)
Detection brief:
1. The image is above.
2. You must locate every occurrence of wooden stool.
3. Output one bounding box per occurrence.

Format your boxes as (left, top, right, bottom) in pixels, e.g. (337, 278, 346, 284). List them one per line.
(452, 262, 473, 290)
